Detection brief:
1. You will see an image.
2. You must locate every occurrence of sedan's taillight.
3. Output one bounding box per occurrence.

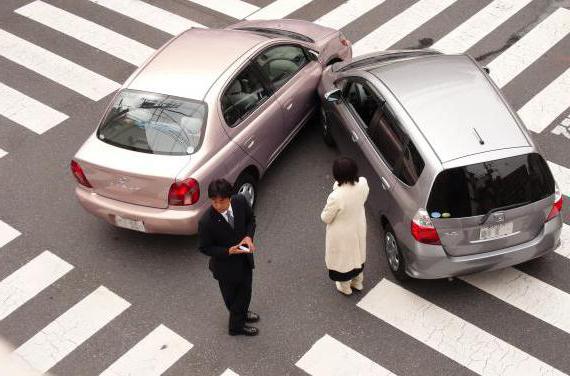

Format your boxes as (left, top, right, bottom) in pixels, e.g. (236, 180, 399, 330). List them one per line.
(411, 209, 441, 245)
(168, 178, 200, 206)
(70, 160, 92, 188)
(545, 186, 563, 222)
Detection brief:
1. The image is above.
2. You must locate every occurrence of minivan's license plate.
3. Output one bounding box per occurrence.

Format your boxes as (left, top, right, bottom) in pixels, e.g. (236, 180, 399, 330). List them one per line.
(115, 216, 146, 232)
(479, 221, 513, 240)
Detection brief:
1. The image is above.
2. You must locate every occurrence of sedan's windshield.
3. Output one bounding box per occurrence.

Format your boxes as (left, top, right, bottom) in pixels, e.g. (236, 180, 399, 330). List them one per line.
(97, 90, 207, 156)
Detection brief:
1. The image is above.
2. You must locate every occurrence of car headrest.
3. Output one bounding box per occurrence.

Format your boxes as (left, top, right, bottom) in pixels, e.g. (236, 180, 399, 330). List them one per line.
(228, 80, 242, 95)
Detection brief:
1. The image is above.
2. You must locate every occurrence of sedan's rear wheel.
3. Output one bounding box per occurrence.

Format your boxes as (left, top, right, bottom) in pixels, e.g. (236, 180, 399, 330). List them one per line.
(234, 173, 256, 207)
(384, 224, 408, 281)
(320, 106, 336, 147)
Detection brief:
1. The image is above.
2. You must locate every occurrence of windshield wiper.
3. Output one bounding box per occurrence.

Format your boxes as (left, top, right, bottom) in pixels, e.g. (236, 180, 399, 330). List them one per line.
(479, 201, 531, 225)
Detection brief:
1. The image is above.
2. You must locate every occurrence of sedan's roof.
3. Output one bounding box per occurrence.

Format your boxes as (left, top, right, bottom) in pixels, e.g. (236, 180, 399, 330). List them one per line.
(127, 28, 268, 100)
(369, 54, 530, 163)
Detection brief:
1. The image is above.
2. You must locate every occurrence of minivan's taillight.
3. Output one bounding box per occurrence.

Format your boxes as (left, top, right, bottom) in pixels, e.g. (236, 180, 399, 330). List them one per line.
(70, 160, 92, 188)
(168, 178, 200, 206)
(411, 209, 441, 245)
(545, 187, 563, 222)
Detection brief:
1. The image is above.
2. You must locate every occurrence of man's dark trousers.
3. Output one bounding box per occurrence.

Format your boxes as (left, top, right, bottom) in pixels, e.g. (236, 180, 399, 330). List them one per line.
(198, 194, 256, 332)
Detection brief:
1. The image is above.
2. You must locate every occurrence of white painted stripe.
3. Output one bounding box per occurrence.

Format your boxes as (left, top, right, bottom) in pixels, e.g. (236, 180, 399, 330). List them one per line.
(100, 324, 192, 376)
(0, 220, 21, 249)
(220, 369, 239, 376)
(358, 279, 566, 376)
(0, 148, 7, 159)
(0, 251, 73, 321)
(461, 267, 570, 334)
(432, 0, 534, 53)
(352, 0, 459, 56)
(246, 0, 314, 20)
(12, 286, 130, 373)
(89, 0, 204, 35)
(296, 334, 396, 376)
(187, 0, 258, 19)
(517, 68, 570, 133)
(0, 82, 68, 134)
(555, 224, 570, 258)
(16, 1, 155, 66)
(488, 8, 570, 88)
(548, 161, 570, 196)
(314, 0, 387, 30)
(0, 29, 120, 101)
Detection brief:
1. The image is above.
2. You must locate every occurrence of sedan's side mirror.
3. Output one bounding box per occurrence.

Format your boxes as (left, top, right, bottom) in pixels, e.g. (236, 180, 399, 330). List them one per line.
(308, 50, 319, 62)
(324, 89, 342, 103)
(483, 66, 490, 74)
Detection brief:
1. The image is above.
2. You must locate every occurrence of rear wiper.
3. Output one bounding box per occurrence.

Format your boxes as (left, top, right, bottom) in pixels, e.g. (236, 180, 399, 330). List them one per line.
(479, 201, 531, 225)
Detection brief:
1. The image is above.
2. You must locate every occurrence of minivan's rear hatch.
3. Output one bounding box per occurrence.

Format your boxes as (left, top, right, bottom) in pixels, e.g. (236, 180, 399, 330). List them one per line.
(427, 153, 555, 256)
(75, 89, 206, 209)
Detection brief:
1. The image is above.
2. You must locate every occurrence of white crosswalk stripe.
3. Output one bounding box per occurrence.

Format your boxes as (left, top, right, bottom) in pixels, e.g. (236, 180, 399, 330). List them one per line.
(246, 0, 314, 20)
(0, 82, 68, 135)
(0, 29, 120, 101)
(556, 224, 570, 258)
(100, 324, 192, 376)
(220, 369, 239, 376)
(296, 334, 396, 376)
(11, 286, 130, 373)
(0, 251, 73, 321)
(488, 8, 570, 88)
(186, 0, 258, 19)
(314, 0, 386, 30)
(0, 148, 7, 159)
(432, 0, 534, 53)
(352, 0, 459, 56)
(16, 1, 155, 66)
(0, 220, 21, 249)
(358, 279, 566, 376)
(548, 161, 570, 196)
(88, 0, 205, 35)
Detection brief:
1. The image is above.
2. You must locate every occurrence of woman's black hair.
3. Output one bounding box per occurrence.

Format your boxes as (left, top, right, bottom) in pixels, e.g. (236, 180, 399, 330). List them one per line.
(333, 157, 359, 186)
(208, 179, 233, 199)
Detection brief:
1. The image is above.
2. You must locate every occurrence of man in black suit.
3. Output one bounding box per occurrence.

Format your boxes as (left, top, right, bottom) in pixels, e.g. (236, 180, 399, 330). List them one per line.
(198, 179, 259, 336)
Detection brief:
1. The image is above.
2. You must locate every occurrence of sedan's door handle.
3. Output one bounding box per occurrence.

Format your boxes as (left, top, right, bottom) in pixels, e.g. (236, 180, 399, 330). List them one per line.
(244, 137, 255, 149)
(381, 177, 390, 190)
(351, 131, 359, 143)
(286, 102, 293, 111)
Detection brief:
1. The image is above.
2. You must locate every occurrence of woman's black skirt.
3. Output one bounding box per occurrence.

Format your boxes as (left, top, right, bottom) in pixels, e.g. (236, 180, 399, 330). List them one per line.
(328, 264, 364, 282)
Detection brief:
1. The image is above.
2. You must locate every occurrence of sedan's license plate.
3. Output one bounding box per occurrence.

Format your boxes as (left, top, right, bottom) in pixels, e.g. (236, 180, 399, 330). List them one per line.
(479, 221, 513, 240)
(115, 216, 146, 232)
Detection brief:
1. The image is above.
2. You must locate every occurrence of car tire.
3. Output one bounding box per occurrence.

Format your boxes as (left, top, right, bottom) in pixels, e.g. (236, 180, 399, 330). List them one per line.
(319, 105, 336, 147)
(234, 173, 256, 208)
(383, 223, 409, 281)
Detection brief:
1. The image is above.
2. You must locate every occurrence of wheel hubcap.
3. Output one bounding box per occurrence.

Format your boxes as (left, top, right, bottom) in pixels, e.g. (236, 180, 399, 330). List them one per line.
(385, 232, 400, 271)
(238, 183, 255, 207)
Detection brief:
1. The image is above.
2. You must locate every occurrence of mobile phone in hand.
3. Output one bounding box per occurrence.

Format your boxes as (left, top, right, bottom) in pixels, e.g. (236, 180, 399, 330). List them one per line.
(238, 245, 250, 252)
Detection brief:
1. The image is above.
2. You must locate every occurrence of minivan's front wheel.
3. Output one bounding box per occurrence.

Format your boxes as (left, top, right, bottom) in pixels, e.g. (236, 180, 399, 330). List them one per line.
(384, 224, 408, 281)
(234, 173, 256, 207)
(320, 106, 336, 147)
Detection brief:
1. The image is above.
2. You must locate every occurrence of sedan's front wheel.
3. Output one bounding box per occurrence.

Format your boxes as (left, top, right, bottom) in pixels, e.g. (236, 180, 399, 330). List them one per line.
(320, 106, 336, 147)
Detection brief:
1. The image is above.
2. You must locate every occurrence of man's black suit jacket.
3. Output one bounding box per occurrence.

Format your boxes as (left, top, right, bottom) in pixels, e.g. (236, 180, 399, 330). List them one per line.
(198, 194, 255, 282)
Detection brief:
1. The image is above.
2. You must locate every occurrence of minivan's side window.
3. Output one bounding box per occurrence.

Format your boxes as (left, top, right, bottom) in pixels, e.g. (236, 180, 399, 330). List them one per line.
(256, 45, 308, 90)
(221, 65, 269, 127)
(344, 82, 380, 126)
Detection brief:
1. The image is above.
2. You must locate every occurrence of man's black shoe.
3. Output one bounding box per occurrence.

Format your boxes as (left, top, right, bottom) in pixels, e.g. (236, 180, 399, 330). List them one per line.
(246, 311, 260, 323)
(229, 325, 259, 336)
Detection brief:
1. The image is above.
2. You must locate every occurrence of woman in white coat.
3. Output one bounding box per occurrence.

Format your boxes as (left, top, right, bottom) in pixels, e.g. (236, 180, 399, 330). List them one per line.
(321, 157, 370, 295)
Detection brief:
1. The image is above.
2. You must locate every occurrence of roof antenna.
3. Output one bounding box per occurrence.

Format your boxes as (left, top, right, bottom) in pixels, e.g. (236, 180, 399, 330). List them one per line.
(473, 128, 485, 145)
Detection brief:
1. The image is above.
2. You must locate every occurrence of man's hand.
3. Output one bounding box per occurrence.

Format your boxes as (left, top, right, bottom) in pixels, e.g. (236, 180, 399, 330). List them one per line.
(240, 236, 256, 253)
(228, 245, 251, 255)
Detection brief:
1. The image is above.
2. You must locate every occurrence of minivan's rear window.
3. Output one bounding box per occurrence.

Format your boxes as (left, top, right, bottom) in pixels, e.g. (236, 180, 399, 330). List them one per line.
(427, 153, 554, 219)
(97, 90, 206, 156)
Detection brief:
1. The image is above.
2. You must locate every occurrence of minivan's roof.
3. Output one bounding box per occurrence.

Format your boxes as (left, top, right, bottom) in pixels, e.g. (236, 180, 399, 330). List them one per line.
(127, 28, 268, 100)
(369, 55, 530, 163)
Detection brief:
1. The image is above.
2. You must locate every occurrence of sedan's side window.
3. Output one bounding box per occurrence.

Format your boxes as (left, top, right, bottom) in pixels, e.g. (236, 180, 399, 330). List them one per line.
(256, 45, 308, 90)
(221, 65, 269, 127)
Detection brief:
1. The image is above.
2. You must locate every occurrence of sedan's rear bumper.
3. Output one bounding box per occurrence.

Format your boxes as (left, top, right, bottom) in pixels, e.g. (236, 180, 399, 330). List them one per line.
(75, 187, 207, 235)
(405, 216, 563, 279)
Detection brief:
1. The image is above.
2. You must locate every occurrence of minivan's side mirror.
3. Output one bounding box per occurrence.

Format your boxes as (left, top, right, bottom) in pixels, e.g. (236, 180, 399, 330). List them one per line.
(324, 89, 342, 103)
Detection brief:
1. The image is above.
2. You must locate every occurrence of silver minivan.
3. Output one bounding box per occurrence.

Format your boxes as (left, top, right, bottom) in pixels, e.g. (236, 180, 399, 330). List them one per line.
(318, 50, 564, 280)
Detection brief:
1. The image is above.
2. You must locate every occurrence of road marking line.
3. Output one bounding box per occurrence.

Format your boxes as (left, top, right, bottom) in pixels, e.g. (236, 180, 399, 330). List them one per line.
(186, 0, 258, 19)
(432, 0, 534, 53)
(12, 286, 130, 373)
(488, 8, 570, 88)
(461, 267, 570, 334)
(0, 29, 120, 101)
(548, 161, 570, 196)
(220, 369, 239, 376)
(0, 82, 69, 135)
(314, 0, 386, 30)
(357, 279, 566, 376)
(88, 0, 204, 35)
(517, 68, 570, 133)
(0, 251, 73, 321)
(16, 1, 155, 66)
(0, 220, 21, 249)
(352, 0, 459, 56)
(99, 324, 192, 376)
(556, 224, 570, 258)
(296, 334, 396, 376)
(0, 148, 7, 159)
(246, 0, 314, 20)
(551, 116, 570, 139)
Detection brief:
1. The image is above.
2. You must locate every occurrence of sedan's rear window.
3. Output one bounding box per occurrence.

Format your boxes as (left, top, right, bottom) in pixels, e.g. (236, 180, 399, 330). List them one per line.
(427, 153, 555, 218)
(97, 90, 206, 156)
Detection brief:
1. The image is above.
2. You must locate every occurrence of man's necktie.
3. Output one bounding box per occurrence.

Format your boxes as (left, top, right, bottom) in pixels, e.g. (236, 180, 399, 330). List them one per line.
(226, 210, 234, 229)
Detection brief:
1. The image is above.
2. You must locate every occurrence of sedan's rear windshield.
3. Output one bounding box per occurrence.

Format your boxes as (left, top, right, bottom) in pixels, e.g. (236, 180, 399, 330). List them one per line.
(427, 153, 554, 219)
(97, 90, 206, 156)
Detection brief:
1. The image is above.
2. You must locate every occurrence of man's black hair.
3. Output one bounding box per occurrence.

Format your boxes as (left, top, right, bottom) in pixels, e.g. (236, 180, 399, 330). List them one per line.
(208, 179, 233, 199)
(333, 157, 359, 186)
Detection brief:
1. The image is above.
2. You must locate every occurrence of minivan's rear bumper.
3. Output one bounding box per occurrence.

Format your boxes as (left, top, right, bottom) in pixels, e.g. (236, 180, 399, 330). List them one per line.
(75, 187, 207, 235)
(405, 216, 563, 279)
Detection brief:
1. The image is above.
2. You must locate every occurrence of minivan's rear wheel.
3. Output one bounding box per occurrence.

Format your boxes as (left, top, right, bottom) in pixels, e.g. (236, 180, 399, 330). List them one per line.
(320, 106, 336, 147)
(384, 224, 408, 281)
(234, 173, 256, 207)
